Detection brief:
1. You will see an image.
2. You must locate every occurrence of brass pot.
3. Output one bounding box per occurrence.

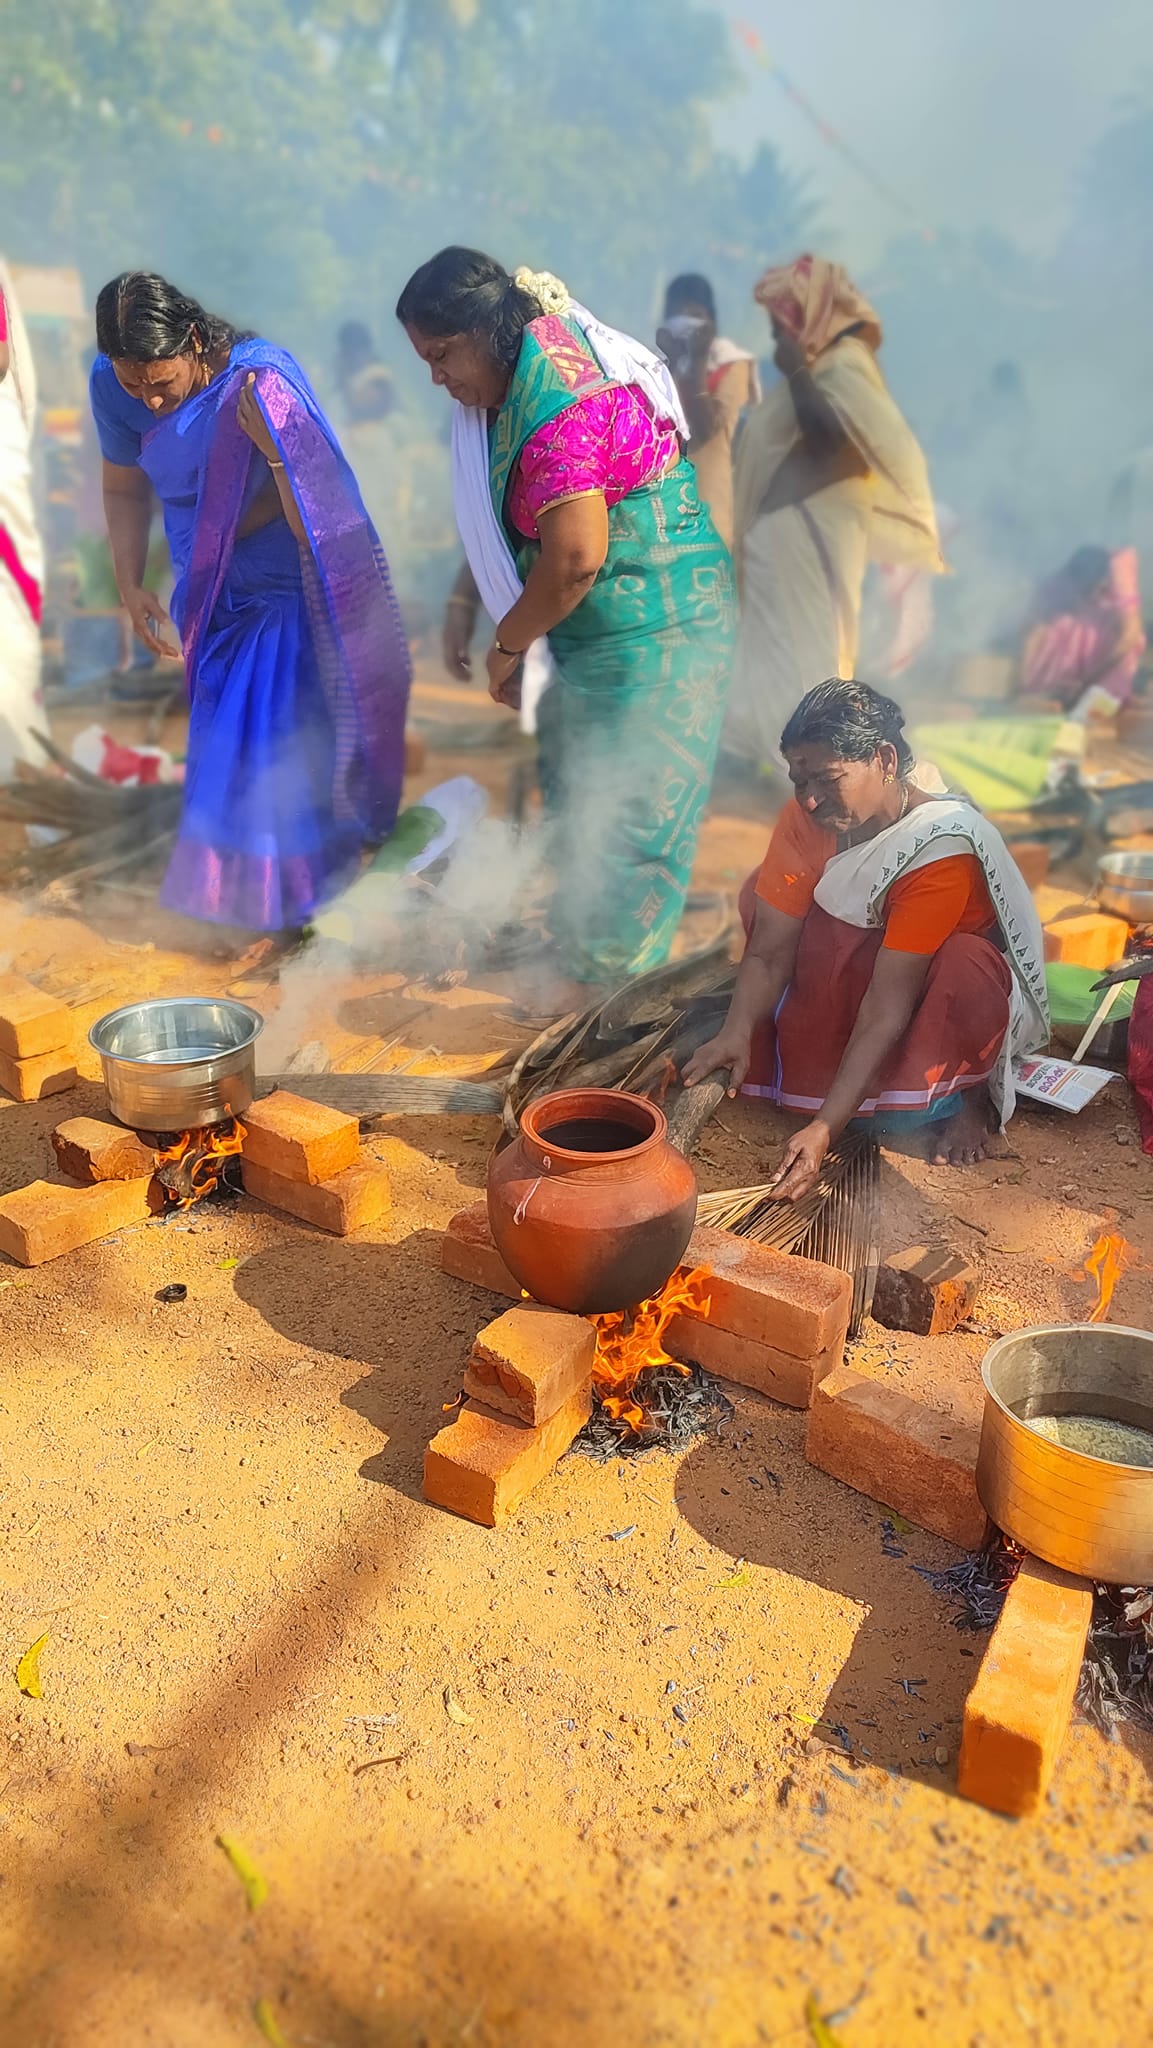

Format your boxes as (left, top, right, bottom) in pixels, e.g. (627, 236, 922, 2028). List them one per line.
(976, 1323, 1153, 1583)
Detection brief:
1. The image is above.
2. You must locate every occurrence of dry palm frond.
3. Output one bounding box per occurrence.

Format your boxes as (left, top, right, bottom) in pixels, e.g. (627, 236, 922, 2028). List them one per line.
(0, 733, 181, 891)
(697, 1133, 880, 1336)
(502, 938, 737, 1136)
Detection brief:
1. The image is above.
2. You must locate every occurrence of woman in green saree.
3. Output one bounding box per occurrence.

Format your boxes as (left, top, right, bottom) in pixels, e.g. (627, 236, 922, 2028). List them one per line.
(397, 249, 736, 984)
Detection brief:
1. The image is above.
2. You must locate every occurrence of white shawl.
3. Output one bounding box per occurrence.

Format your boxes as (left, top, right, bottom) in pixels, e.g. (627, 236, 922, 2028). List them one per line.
(0, 257, 42, 584)
(450, 303, 687, 733)
(813, 793, 1050, 1125)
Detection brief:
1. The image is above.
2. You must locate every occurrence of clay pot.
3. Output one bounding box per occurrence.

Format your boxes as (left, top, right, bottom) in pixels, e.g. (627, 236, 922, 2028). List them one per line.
(486, 1087, 698, 1315)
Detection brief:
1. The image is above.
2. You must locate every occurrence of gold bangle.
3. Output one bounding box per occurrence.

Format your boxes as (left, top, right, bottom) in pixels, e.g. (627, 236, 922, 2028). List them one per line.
(268, 458, 285, 470)
(446, 595, 476, 611)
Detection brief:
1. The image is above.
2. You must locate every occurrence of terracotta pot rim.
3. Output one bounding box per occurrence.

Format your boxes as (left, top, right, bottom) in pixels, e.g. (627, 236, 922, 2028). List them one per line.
(520, 1086, 668, 1165)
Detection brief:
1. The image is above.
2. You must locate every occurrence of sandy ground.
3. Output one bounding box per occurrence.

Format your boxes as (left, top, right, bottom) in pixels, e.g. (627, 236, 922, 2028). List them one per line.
(1, 671, 1151, 2048)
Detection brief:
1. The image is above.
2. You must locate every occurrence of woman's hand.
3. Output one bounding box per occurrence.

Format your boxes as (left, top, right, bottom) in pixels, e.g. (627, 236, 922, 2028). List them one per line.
(682, 1026, 752, 1096)
(237, 373, 278, 461)
(443, 599, 475, 681)
(485, 639, 522, 710)
(770, 1118, 831, 1202)
(123, 586, 182, 661)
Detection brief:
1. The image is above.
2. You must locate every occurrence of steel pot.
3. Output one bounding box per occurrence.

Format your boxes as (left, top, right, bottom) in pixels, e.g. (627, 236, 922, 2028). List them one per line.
(90, 997, 263, 1133)
(1096, 849, 1153, 924)
(976, 1322, 1153, 1583)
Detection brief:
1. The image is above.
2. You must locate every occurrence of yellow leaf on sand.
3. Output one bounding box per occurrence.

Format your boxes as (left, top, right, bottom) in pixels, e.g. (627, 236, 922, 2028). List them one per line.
(443, 1687, 473, 1727)
(805, 1994, 846, 2047)
(16, 1632, 48, 1698)
(720, 1567, 749, 1587)
(253, 1997, 291, 2046)
(215, 1833, 268, 1911)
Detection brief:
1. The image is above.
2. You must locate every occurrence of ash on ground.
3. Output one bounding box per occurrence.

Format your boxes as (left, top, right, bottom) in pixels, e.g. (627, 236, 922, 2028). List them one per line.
(919, 1536, 1153, 1736)
(572, 1361, 734, 1461)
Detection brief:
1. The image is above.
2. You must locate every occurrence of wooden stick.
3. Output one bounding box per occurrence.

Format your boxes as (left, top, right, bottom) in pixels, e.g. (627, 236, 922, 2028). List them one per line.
(1071, 979, 1128, 1064)
(666, 1069, 731, 1158)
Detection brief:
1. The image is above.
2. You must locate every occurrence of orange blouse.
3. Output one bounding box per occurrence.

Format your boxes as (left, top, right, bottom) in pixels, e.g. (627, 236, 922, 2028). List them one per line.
(754, 800, 997, 956)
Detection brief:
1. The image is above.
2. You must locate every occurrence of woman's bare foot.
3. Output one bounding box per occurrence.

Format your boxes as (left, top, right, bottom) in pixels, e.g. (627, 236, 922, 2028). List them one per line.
(929, 1088, 1008, 1167)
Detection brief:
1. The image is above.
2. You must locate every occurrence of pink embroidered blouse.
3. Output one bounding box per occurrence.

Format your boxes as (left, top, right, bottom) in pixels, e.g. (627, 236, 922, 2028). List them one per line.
(506, 385, 680, 541)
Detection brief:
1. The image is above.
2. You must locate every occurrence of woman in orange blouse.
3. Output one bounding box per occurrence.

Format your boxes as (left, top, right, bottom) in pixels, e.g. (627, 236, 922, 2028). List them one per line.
(684, 679, 1048, 1199)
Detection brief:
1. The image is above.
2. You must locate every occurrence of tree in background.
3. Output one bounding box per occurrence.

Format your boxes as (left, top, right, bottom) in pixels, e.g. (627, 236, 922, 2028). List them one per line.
(0, 0, 812, 383)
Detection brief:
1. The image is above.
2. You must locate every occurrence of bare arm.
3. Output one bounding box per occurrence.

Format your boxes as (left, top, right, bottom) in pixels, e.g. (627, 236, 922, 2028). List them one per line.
(0, 340, 9, 384)
(784, 363, 856, 457)
(486, 495, 609, 707)
(443, 559, 481, 680)
(235, 374, 306, 543)
(101, 459, 181, 660)
(772, 946, 932, 1199)
(682, 899, 805, 1095)
(758, 334, 869, 519)
(501, 494, 609, 644)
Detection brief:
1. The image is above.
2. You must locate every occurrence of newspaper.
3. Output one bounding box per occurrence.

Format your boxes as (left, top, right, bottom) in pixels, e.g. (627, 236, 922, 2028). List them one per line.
(1012, 1056, 1117, 1113)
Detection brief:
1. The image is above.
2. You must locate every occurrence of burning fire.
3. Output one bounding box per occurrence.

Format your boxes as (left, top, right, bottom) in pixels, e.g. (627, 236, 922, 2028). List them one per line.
(1083, 1231, 1129, 1323)
(155, 1118, 246, 1210)
(590, 1265, 712, 1432)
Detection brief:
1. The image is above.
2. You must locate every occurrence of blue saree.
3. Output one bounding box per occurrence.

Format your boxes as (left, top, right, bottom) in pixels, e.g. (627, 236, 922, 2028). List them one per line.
(90, 341, 411, 929)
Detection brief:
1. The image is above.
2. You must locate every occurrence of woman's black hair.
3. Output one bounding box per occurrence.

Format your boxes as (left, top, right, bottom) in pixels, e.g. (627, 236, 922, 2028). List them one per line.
(395, 247, 542, 371)
(95, 272, 244, 361)
(780, 678, 915, 776)
(664, 272, 717, 323)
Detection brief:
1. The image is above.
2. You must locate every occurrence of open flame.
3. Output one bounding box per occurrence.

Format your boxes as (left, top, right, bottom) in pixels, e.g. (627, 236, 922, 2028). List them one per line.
(1083, 1230, 1129, 1323)
(154, 1118, 246, 1211)
(590, 1265, 712, 1432)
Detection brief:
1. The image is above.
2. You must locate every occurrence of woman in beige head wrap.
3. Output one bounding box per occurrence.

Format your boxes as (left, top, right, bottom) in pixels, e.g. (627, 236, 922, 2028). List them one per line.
(726, 254, 941, 766)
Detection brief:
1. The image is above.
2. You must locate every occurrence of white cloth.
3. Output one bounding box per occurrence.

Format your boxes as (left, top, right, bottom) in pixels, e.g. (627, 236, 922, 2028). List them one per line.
(450, 303, 687, 735)
(0, 257, 44, 779)
(812, 793, 1050, 1126)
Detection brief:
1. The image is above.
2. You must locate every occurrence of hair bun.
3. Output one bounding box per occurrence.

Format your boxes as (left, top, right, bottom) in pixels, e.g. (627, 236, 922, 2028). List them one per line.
(513, 266, 571, 316)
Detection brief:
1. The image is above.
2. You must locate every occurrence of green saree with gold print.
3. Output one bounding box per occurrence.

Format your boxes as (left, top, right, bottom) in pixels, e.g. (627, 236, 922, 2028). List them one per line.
(490, 314, 736, 984)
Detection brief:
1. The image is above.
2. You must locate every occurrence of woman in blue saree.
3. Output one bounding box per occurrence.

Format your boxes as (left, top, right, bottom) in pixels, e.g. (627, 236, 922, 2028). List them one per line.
(90, 271, 411, 930)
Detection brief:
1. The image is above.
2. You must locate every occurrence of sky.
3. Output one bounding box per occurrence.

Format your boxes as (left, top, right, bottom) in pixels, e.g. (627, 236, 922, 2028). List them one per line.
(707, 0, 1153, 262)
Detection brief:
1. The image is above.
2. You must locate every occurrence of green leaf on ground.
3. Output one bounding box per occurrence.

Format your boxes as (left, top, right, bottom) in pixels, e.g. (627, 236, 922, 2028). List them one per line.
(215, 1833, 269, 1911)
(16, 1632, 48, 1698)
(253, 1997, 290, 2046)
(805, 1994, 846, 2047)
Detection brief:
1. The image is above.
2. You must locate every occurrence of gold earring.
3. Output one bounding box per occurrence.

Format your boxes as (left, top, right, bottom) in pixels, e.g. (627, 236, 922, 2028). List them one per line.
(883, 773, 895, 785)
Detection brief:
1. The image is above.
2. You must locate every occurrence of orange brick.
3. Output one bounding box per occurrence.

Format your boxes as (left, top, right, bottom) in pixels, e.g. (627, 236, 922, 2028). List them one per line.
(242, 1156, 390, 1235)
(241, 1091, 359, 1185)
(0, 1176, 158, 1266)
(0, 975, 72, 1059)
(804, 1364, 987, 1548)
(685, 1225, 852, 1360)
(0, 1046, 78, 1103)
(958, 1556, 1093, 1818)
(1043, 911, 1129, 970)
(442, 1202, 522, 1300)
(872, 1245, 977, 1337)
(463, 1305, 595, 1426)
(1007, 841, 1051, 892)
(665, 1312, 841, 1408)
(423, 1382, 592, 1527)
(51, 1116, 157, 1184)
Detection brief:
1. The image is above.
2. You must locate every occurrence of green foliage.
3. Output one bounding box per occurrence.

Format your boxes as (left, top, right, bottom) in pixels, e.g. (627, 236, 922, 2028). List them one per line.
(0, 0, 811, 367)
